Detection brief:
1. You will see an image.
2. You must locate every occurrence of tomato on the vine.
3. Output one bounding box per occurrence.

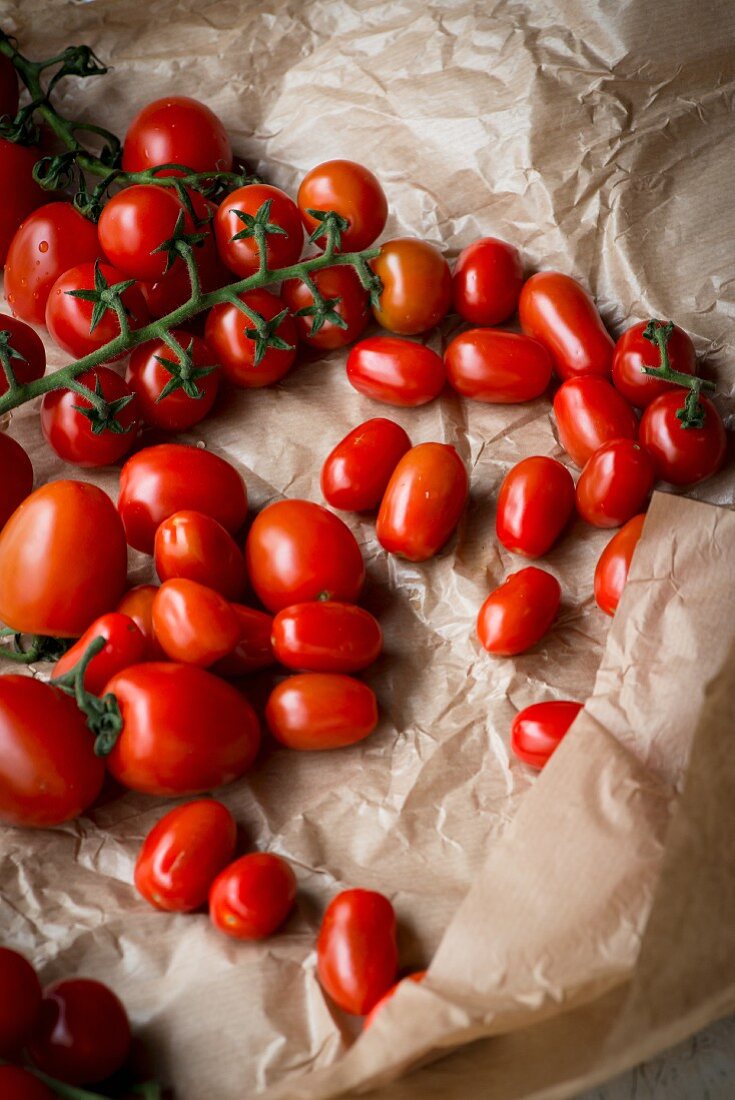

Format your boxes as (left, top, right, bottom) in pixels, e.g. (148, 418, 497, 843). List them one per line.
(28, 979, 131, 1086)
(371, 238, 452, 335)
(0, 1065, 55, 1100)
(45, 262, 149, 359)
(204, 287, 298, 388)
(266, 673, 378, 750)
(272, 602, 382, 672)
(127, 331, 220, 430)
(282, 265, 369, 350)
(215, 184, 303, 277)
(122, 96, 233, 176)
(445, 330, 552, 403)
(511, 700, 584, 768)
(0, 139, 46, 265)
(155, 510, 246, 599)
(98, 184, 192, 281)
(376, 442, 469, 561)
(519, 271, 614, 381)
(317, 889, 398, 1015)
(116, 585, 164, 659)
(40, 367, 139, 468)
(140, 192, 227, 318)
(297, 160, 388, 251)
(594, 513, 646, 616)
(553, 376, 638, 468)
(346, 336, 446, 407)
(152, 578, 241, 667)
(452, 237, 523, 326)
(477, 567, 561, 656)
(495, 456, 575, 558)
(0, 432, 33, 531)
(321, 418, 411, 512)
(0, 314, 46, 395)
(213, 605, 275, 677)
(209, 853, 297, 940)
(575, 439, 655, 527)
(612, 321, 696, 408)
(0, 947, 42, 1057)
(364, 971, 427, 1029)
(639, 393, 726, 486)
(54, 612, 145, 695)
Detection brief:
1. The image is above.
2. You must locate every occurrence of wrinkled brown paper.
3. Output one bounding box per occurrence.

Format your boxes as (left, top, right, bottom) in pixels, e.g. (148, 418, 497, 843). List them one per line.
(1, 1, 734, 1098)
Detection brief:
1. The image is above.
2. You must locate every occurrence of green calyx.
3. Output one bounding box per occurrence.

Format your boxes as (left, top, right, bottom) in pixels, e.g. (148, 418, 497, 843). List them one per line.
(640, 318, 715, 429)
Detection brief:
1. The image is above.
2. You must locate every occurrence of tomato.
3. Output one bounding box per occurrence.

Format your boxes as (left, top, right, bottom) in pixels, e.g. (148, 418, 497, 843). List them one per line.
(4, 202, 102, 325)
(317, 889, 398, 1015)
(297, 160, 387, 251)
(118, 443, 248, 554)
(54, 613, 146, 695)
(0, 676, 104, 828)
(445, 329, 552, 404)
(40, 367, 139, 468)
(477, 567, 561, 657)
(45, 262, 149, 359)
(272, 602, 382, 673)
(281, 265, 368, 350)
(452, 237, 523, 325)
(127, 331, 219, 430)
(209, 853, 297, 940)
(376, 443, 468, 561)
(154, 510, 246, 599)
(0, 139, 46, 265)
(495, 456, 575, 558)
(246, 500, 365, 612)
(553, 377, 638, 468)
(152, 578, 241, 667)
(28, 979, 131, 1086)
(0, 947, 42, 1056)
(266, 673, 378, 750)
(372, 239, 452, 335)
(213, 604, 275, 677)
(594, 513, 646, 616)
(363, 971, 426, 1029)
(0, 1065, 55, 1100)
(612, 321, 696, 408)
(135, 799, 237, 912)
(575, 439, 654, 528)
(140, 193, 226, 318)
(116, 585, 164, 659)
(0, 480, 127, 636)
(0, 56, 19, 118)
(511, 700, 584, 768)
(0, 314, 46, 396)
(204, 287, 298, 388)
(0, 433, 33, 531)
(215, 184, 303, 277)
(639, 393, 726, 486)
(122, 96, 233, 176)
(346, 336, 445, 407)
(98, 184, 191, 281)
(519, 271, 614, 381)
(321, 418, 411, 512)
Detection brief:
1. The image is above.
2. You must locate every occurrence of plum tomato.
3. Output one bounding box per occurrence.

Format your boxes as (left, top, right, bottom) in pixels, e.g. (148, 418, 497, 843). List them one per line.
(45, 262, 149, 359)
(594, 513, 646, 616)
(54, 613, 146, 695)
(363, 971, 427, 1029)
(204, 287, 298, 388)
(612, 320, 696, 408)
(28, 979, 131, 1086)
(376, 442, 469, 561)
(155, 510, 246, 600)
(213, 605, 275, 677)
(98, 184, 191, 281)
(266, 673, 378, 750)
(152, 578, 240, 667)
(639, 392, 726, 486)
(282, 264, 369, 350)
(519, 271, 614, 381)
(215, 184, 303, 277)
(116, 585, 164, 660)
(495, 456, 575, 558)
(0, 1065, 55, 1100)
(477, 566, 561, 657)
(272, 602, 382, 673)
(346, 335, 445, 407)
(445, 329, 552, 403)
(297, 160, 388, 251)
(317, 889, 398, 1015)
(209, 853, 297, 940)
(0, 947, 42, 1057)
(511, 700, 584, 768)
(126, 331, 220, 431)
(40, 367, 139, 468)
(0, 139, 46, 265)
(122, 96, 233, 176)
(452, 237, 523, 325)
(321, 418, 411, 512)
(575, 439, 655, 528)
(0, 314, 46, 395)
(553, 376, 638, 468)
(371, 238, 452, 335)
(0, 432, 33, 531)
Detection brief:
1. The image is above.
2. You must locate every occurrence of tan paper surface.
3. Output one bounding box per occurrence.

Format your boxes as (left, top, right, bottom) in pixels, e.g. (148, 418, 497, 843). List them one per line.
(1, 2, 734, 1098)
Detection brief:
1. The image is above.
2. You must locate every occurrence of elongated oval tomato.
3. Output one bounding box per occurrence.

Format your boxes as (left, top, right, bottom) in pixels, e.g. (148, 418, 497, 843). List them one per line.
(496, 456, 575, 558)
(272, 602, 382, 672)
(126, 331, 220, 431)
(0, 432, 33, 531)
(122, 96, 233, 176)
(612, 321, 696, 408)
(445, 329, 552, 404)
(511, 700, 583, 768)
(376, 443, 468, 561)
(209, 853, 297, 940)
(372, 238, 452, 335)
(0, 947, 42, 1057)
(135, 800, 237, 912)
(204, 287, 298, 388)
(553, 377, 638, 468)
(282, 265, 369, 350)
(297, 160, 388, 251)
(477, 567, 561, 656)
(266, 673, 378, 750)
(45, 262, 149, 360)
(40, 367, 139, 468)
(212, 605, 275, 677)
(152, 578, 241, 667)
(116, 585, 164, 660)
(0, 139, 46, 266)
(54, 613, 146, 695)
(594, 513, 646, 616)
(215, 184, 303, 277)
(0, 314, 46, 396)
(519, 271, 614, 381)
(346, 336, 445, 407)
(363, 971, 427, 1029)
(452, 237, 523, 326)
(98, 184, 191, 281)
(575, 439, 655, 528)
(317, 889, 398, 1015)
(154, 510, 246, 600)
(28, 979, 131, 1087)
(639, 393, 726, 486)
(321, 418, 411, 512)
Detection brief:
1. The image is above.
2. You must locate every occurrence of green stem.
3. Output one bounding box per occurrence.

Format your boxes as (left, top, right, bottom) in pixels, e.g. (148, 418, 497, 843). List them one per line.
(640, 319, 715, 429)
(50, 636, 125, 754)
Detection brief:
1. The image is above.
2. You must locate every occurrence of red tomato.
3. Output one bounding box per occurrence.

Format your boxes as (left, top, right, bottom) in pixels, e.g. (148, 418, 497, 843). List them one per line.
(0, 947, 42, 1056)
(346, 336, 445, 407)
(452, 237, 523, 325)
(4, 202, 102, 325)
(152, 578, 241, 667)
(376, 443, 468, 561)
(553, 377, 638, 468)
(45, 262, 149, 359)
(40, 367, 139, 468)
(118, 443, 248, 554)
(576, 439, 655, 527)
(363, 971, 427, 1029)
(54, 613, 146, 695)
(155, 510, 246, 599)
(445, 329, 552, 404)
(0, 676, 105, 827)
(209, 853, 297, 940)
(317, 889, 398, 1015)
(297, 160, 388, 251)
(282, 265, 369, 350)
(140, 193, 226, 318)
(0, 139, 46, 265)
(122, 96, 233, 176)
(511, 700, 584, 768)
(266, 673, 378, 750)
(594, 513, 646, 616)
(246, 500, 365, 612)
(0, 433, 33, 531)
(477, 567, 561, 656)
(127, 331, 220, 430)
(0, 480, 127, 636)
(0, 314, 46, 396)
(135, 799, 237, 912)
(372, 238, 452, 335)
(272, 602, 382, 672)
(213, 605, 275, 677)
(98, 184, 191, 281)
(519, 271, 614, 381)
(0, 56, 19, 117)
(496, 456, 575, 558)
(0, 1065, 55, 1100)
(116, 585, 164, 660)
(321, 418, 411, 512)
(639, 393, 726, 486)
(204, 287, 298, 388)
(105, 662, 261, 796)
(28, 979, 131, 1086)
(612, 321, 696, 408)
(215, 184, 303, 277)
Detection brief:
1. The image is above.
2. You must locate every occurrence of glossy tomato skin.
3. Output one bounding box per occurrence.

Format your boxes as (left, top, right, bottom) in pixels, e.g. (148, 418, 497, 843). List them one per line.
(209, 853, 297, 940)
(321, 418, 411, 512)
(282, 265, 369, 350)
(246, 500, 365, 612)
(317, 889, 398, 1015)
(453, 237, 523, 325)
(346, 336, 445, 407)
(639, 393, 726, 486)
(122, 96, 233, 176)
(477, 567, 561, 657)
(118, 443, 248, 553)
(594, 513, 646, 616)
(372, 239, 452, 335)
(204, 288, 298, 388)
(553, 377, 638, 468)
(575, 439, 655, 527)
(496, 456, 575, 558)
(140, 192, 226, 317)
(155, 510, 246, 599)
(511, 700, 583, 768)
(41, 367, 139, 468)
(45, 263, 149, 359)
(105, 662, 261, 796)
(0, 480, 127, 636)
(0, 1065, 55, 1100)
(28, 979, 131, 1086)
(116, 585, 164, 659)
(213, 605, 275, 677)
(127, 331, 220, 430)
(297, 160, 388, 251)
(215, 184, 303, 277)
(363, 971, 427, 1029)
(54, 613, 146, 695)
(0, 433, 33, 531)
(135, 799, 237, 912)
(445, 329, 552, 403)
(612, 321, 696, 408)
(0, 140, 46, 266)
(376, 443, 469, 561)
(152, 578, 241, 667)
(99, 184, 191, 281)
(272, 602, 382, 672)
(519, 272, 614, 381)
(266, 673, 378, 750)
(0, 314, 46, 395)
(0, 947, 42, 1057)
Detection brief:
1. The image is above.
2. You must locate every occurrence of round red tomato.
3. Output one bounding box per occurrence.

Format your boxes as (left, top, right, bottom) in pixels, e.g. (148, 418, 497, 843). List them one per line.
(155, 510, 246, 600)
(372, 238, 452, 335)
(28, 979, 131, 1086)
(452, 237, 523, 325)
(363, 971, 427, 1029)
(445, 329, 552, 403)
(122, 96, 233, 176)
(612, 320, 696, 408)
(317, 889, 398, 1015)
(0, 1065, 55, 1100)
(321, 418, 411, 512)
(45, 262, 149, 359)
(519, 271, 614, 381)
(297, 160, 388, 251)
(152, 578, 241, 667)
(376, 442, 468, 561)
(98, 184, 191, 281)
(41, 367, 139, 468)
(346, 336, 445, 407)
(511, 700, 584, 768)
(477, 567, 561, 656)
(0, 947, 42, 1057)
(0, 139, 46, 265)
(204, 287, 298, 388)
(575, 439, 655, 527)
(0, 433, 33, 531)
(639, 393, 726, 486)
(496, 456, 575, 558)
(209, 853, 297, 940)
(0, 314, 46, 396)
(553, 376, 638, 468)
(282, 264, 369, 350)
(140, 192, 226, 318)
(213, 604, 275, 677)
(594, 513, 646, 616)
(127, 331, 220, 430)
(0, 56, 19, 117)
(215, 184, 303, 277)
(116, 585, 164, 660)
(272, 602, 382, 672)
(266, 673, 378, 750)
(54, 613, 146, 695)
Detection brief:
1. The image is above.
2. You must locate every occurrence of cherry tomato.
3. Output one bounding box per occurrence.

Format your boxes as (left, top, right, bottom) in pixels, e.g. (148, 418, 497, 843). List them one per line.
(452, 237, 523, 325)
(28, 979, 131, 1086)
(297, 160, 388, 251)
(317, 889, 398, 1015)
(445, 329, 552, 403)
(4, 202, 102, 325)
(495, 456, 575, 558)
(0, 314, 46, 396)
(54, 613, 146, 695)
(576, 439, 654, 528)
(0, 139, 46, 265)
(0, 432, 33, 531)
(204, 287, 298, 388)
(118, 443, 248, 553)
(594, 513, 646, 616)
(477, 567, 561, 657)
(0, 1065, 55, 1100)
(213, 605, 275, 677)
(122, 96, 233, 176)
(116, 585, 164, 659)
(135, 799, 237, 912)
(105, 662, 261, 796)
(376, 442, 468, 561)
(553, 377, 638, 468)
(363, 971, 426, 1029)
(152, 578, 241, 667)
(40, 367, 139, 468)
(45, 262, 149, 359)
(282, 265, 369, 350)
(321, 418, 411, 512)
(140, 193, 226, 318)
(0, 56, 19, 117)
(246, 500, 365, 612)
(215, 184, 303, 278)
(98, 184, 191, 281)
(612, 321, 696, 408)
(209, 853, 297, 940)
(346, 336, 445, 407)
(519, 271, 614, 381)
(272, 602, 382, 672)
(0, 480, 127, 636)
(127, 331, 220, 431)
(372, 238, 452, 335)
(0, 676, 105, 827)
(266, 673, 378, 750)
(639, 393, 726, 486)
(155, 510, 246, 599)
(511, 700, 583, 768)
(0, 947, 42, 1056)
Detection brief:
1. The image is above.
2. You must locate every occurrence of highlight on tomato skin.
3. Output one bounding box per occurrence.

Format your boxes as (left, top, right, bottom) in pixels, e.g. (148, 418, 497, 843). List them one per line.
(477, 566, 561, 657)
(444, 329, 552, 404)
(53, 612, 146, 695)
(271, 602, 383, 673)
(511, 700, 584, 768)
(518, 270, 614, 382)
(321, 418, 412, 512)
(152, 578, 241, 668)
(612, 320, 696, 408)
(122, 95, 233, 177)
(297, 159, 388, 252)
(346, 335, 446, 408)
(209, 852, 297, 941)
(265, 673, 379, 751)
(452, 236, 523, 326)
(553, 376, 638, 468)
(495, 455, 575, 558)
(639, 392, 727, 487)
(575, 439, 655, 529)
(371, 238, 453, 336)
(154, 509, 247, 601)
(594, 513, 646, 616)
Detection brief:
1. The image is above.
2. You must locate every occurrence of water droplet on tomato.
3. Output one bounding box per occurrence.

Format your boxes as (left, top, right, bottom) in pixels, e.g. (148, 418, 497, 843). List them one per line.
(39, 240, 49, 253)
